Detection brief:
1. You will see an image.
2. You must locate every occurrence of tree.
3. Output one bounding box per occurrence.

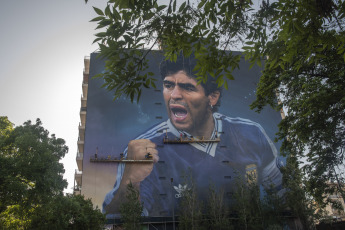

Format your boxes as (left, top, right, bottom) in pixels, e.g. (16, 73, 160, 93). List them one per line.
(207, 186, 231, 230)
(0, 204, 33, 230)
(178, 171, 204, 230)
(0, 116, 13, 138)
(280, 154, 318, 229)
(0, 117, 106, 229)
(29, 194, 106, 230)
(119, 182, 143, 230)
(88, 0, 250, 102)
(0, 117, 68, 225)
(247, 0, 345, 207)
(260, 185, 286, 229)
(88, 0, 345, 209)
(232, 174, 264, 230)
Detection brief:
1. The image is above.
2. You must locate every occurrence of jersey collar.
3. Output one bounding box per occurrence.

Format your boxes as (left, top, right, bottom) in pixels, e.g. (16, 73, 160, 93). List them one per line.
(166, 113, 223, 157)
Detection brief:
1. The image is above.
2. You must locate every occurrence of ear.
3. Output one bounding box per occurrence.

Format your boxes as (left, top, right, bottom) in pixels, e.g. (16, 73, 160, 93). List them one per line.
(208, 91, 220, 107)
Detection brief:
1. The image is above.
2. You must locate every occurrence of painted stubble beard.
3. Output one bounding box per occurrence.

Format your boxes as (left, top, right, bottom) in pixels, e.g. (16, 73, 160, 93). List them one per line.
(168, 99, 188, 109)
(168, 97, 211, 135)
(168, 99, 189, 118)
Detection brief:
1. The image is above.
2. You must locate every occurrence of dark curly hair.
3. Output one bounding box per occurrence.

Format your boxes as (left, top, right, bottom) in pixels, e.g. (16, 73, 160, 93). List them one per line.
(159, 54, 222, 112)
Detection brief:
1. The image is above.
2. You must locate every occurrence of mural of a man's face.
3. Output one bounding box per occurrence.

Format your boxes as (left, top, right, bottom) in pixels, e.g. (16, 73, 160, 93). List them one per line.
(163, 71, 213, 135)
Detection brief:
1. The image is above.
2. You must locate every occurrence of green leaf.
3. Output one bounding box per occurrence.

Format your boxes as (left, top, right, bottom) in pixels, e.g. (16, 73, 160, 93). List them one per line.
(95, 32, 107, 38)
(249, 61, 255, 69)
(151, 80, 156, 88)
(137, 89, 142, 102)
(224, 79, 228, 90)
(93, 7, 104, 16)
(90, 16, 104, 22)
(143, 12, 155, 20)
(100, 19, 112, 26)
(168, 3, 172, 13)
(92, 37, 102, 44)
(172, 53, 177, 62)
(157, 5, 167, 12)
(113, 8, 121, 20)
(245, 41, 255, 45)
(133, 82, 141, 88)
(123, 35, 133, 43)
(225, 73, 234, 80)
(179, 2, 187, 12)
(130, 91, 134, 102)
(209, 71, 215, 78)
(198, 0, 206, 8)
(210, 13, 217, 24)
(105, 4, 111, 17)
(257, 58, 262, 67)
(204, 2, 211, 13)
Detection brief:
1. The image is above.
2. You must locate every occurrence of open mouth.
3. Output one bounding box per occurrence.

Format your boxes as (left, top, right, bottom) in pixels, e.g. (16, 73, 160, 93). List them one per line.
(170, 105, 188, 121)
(172, 108, 187, 118)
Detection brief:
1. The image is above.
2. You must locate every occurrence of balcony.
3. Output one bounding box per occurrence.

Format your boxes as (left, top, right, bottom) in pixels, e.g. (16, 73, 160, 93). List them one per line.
(77, 138, 84, 154)
(83, 72, 89, 84)
(73, 185, 82, 195)
(80, 107, 87, 126)
(76, 152, 83, 171)
(82, 81, 88, 98)
(84, 56, 90, 74)
(79, 122, 85, 141)
(75, 169, 82, 186)
(74, 185, 81, 191)
(81, 96, 87, 108)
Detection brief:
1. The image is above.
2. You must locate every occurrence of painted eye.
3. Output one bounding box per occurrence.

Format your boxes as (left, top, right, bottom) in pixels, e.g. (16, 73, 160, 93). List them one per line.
(183, 84, 196, 92)
(186, 86, 194, 91)
(164, 82, 174, 89)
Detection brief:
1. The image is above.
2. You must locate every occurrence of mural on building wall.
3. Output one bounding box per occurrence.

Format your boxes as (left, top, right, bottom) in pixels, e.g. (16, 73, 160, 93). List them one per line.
(83, 51, 284, 217)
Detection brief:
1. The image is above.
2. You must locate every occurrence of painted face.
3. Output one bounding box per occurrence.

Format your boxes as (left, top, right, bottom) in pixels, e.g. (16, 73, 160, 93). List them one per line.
(163, 71, 214, 136)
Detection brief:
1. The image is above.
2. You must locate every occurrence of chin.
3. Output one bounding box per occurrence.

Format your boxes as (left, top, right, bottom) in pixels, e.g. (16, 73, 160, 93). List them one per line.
(171, 121, 192, 133)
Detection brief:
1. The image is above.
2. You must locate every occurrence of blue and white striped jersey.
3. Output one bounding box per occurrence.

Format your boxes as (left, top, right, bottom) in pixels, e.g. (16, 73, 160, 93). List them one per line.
(103, 113, 283, 216)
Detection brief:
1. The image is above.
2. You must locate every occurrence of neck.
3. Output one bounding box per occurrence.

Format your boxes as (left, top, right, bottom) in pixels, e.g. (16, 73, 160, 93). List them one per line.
(189, 113, 215, 139)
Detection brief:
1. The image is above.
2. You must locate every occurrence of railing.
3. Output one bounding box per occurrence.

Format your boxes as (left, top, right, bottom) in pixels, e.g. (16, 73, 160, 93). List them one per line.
(76, 152, 83, 158)
(73, 185, 82, 191)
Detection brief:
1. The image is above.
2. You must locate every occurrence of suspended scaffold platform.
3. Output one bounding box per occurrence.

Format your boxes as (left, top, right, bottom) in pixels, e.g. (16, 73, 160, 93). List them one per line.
(90, 158, 154, 163)
(90, 152, 153, 163)
(163, 137, 220, 144)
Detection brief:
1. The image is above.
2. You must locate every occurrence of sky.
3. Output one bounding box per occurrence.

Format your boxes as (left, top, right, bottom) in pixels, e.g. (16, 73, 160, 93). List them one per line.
(0, 0, 108, 193)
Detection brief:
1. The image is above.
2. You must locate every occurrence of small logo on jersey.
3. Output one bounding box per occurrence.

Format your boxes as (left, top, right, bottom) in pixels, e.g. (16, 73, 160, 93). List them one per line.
(246, 164, 258, 183)
(174, 184, 188, 198)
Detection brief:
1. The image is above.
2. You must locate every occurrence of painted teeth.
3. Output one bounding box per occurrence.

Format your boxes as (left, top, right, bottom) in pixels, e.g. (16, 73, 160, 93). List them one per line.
(174, 112, 185, 118)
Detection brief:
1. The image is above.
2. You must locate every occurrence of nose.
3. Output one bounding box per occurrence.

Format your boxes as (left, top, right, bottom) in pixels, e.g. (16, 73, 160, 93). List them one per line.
(170, 86, 182, 100)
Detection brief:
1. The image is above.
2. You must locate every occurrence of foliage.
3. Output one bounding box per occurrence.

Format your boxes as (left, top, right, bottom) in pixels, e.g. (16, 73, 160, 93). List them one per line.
(0, 204, 33, 230)
(88, 0, 250, 102)
(119, 182, 143, 230)
(229, 172, 298, 230)
(206, 186, 231, 230)
(87, 0, 345, 209)
(247, 0, 345, 207)
(233, 175, 265, 230)
(260, 185, 285, 228)
(280, 155, 318, 229)
(29, 194, 106, 230)
(0, 117, 68, 213)
(0, 116, 13, 138)
(178, 171, 204, 230)
(0, 117, 106, 229)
